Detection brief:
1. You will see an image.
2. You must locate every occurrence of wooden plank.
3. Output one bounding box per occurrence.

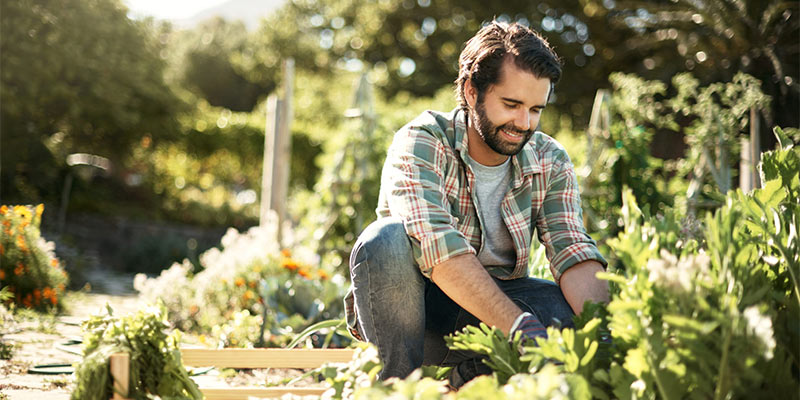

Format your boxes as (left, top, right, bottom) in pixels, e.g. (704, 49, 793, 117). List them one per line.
(180, 348, 355, 369)
(109, 353, 131, 400)
(200, 387, 327, 400)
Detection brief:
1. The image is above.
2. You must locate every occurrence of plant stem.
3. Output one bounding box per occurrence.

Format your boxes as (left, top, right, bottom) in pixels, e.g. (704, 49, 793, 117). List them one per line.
(714, 326, 733, 400)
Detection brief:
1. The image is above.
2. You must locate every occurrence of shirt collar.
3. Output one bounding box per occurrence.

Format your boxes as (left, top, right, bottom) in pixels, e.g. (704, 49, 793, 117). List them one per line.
(452, 108, 542, 183)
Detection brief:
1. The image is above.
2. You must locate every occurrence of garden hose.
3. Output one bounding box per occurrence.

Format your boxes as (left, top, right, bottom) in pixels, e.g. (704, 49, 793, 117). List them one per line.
(27, 363, 74, 375)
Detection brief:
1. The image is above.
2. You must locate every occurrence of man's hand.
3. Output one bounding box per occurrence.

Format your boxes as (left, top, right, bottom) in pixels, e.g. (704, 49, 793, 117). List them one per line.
(430, 253, 522, 335)
(510, 312, 547, 343)
(559, 260, 609, 314)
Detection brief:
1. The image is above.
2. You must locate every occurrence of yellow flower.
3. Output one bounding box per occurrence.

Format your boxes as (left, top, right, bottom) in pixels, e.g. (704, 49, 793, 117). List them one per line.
(281, 249, 291, 258)
(234, 277, 245, 287)
(51, 258, 59, 268)
(14, 206, 31, 223)
(35, 204, 44, 219)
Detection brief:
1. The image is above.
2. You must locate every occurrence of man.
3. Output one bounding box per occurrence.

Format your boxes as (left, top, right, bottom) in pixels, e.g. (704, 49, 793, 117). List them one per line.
(343, 21, 609, 386)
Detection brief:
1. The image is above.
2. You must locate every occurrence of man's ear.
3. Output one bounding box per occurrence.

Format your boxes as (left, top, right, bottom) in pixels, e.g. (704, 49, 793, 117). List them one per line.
(464, 78, 478, 109)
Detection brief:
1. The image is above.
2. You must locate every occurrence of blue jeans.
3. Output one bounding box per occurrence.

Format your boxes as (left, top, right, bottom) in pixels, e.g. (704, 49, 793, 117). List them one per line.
(348, 217, 575, 379)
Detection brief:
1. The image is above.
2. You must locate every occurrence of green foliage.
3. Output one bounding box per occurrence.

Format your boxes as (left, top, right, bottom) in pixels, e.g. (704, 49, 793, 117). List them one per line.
(1, 0, 183, 203)
(445, 323, 530, 385)
(671, 73, 771, 196)
(602, 142, 800, 398)
(165, 17, 267, 111)
(71, 304, 202, 400)
(0, 204, 68, 311)
(582, 72, 771, 238)
(316, 343, 384, 399)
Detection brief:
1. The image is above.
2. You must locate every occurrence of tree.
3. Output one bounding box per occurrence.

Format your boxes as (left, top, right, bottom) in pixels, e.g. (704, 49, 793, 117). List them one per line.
(165, 17, 269, 112)
(240, 0, 797, 132)
(0, 0, 183, 202)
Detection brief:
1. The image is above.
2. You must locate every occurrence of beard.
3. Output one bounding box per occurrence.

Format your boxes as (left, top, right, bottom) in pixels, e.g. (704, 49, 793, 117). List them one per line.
(469, 99, 533, 156)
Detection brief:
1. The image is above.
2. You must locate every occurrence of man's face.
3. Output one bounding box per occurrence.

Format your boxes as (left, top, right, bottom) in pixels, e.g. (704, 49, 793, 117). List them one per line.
(466, 58, 551, 166)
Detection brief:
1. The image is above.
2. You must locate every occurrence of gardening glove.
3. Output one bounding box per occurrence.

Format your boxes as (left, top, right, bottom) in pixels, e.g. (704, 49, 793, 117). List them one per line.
(510, 311, 547, 345)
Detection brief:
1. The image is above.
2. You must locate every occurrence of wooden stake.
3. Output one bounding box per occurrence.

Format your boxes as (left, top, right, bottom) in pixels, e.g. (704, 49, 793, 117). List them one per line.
(109, 353, 130, 400)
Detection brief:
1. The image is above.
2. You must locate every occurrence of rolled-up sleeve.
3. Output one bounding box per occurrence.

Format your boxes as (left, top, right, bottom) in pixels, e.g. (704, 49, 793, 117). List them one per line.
(382, 127, 476, 278)
(536, 152, 607, 283)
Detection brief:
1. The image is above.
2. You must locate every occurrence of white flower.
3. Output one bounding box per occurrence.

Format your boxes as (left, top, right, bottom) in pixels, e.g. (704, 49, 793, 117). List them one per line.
(647, 250, 710, 293)
(743, 306, 776, 359)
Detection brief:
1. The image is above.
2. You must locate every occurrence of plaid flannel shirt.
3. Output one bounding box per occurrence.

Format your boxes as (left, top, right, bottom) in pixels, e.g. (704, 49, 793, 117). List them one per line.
(345, 108, 606, 340)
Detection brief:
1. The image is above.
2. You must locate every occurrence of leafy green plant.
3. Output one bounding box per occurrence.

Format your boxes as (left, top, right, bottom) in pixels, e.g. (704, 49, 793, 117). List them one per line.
(316, 343, 384, 399)
(71, 304, 202, 400)
(445, 323, 531, 385)
(602, 140, 799, 398)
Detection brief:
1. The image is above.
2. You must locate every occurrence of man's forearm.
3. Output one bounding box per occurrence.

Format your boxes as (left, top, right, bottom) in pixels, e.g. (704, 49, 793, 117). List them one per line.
(430, 253, 522, 334)
(559, 260, 609, 314)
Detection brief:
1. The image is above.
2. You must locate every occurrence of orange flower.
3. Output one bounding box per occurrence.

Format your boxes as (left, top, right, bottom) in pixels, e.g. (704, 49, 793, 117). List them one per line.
(281, 249, 291, 258)
(0, 243, 4, 255)
(0, 205, 7, 215)
(33, 289, 41, 300)
(243, 290, 254, 301)
(43, 287, 53, 300)
(282, 259, 299, 271)
(317, 270, 330, 280)
(189, 304, 199, 314)
(0, 270, 5, 280)
(248, 280, 257, 288)
(16, 235, 27, 252)
(3, 219, 10, 227)
(50, 295, 58, 306)
(14, 263, 24, 276)
(51, 258, 59, 268)
(234, 277, 245, 287)
(58, 283, 65, 292)
(23, 293, 32, 308)
(297, 268, 312, 279)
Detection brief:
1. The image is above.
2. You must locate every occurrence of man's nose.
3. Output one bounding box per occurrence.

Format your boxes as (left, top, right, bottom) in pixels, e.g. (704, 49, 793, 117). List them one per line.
(514, 109, 531, 131)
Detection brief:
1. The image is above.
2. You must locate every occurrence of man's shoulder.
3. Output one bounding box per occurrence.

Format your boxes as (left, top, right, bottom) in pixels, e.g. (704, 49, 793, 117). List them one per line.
(527, 131, 571, 164)
(397, 109, 458, 144)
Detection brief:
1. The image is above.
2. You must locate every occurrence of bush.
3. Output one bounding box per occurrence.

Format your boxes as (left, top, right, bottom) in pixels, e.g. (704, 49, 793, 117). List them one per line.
(134, 216, 349, 348)
(0, 204, 68, 311)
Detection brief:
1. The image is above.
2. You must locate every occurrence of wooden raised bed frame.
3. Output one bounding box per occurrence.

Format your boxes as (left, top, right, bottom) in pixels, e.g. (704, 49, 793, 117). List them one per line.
(110, 348, 355, 400)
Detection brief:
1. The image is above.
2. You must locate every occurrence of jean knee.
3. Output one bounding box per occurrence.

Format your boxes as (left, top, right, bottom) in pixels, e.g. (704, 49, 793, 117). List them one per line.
(350, 217, 416, 277)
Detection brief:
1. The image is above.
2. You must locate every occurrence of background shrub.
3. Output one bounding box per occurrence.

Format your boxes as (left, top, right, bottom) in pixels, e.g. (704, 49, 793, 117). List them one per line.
(0, 204, 68, 311)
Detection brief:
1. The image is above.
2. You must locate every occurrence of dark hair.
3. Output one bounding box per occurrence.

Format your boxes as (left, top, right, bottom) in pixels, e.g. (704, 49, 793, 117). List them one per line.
(456, 21, 562, 109)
